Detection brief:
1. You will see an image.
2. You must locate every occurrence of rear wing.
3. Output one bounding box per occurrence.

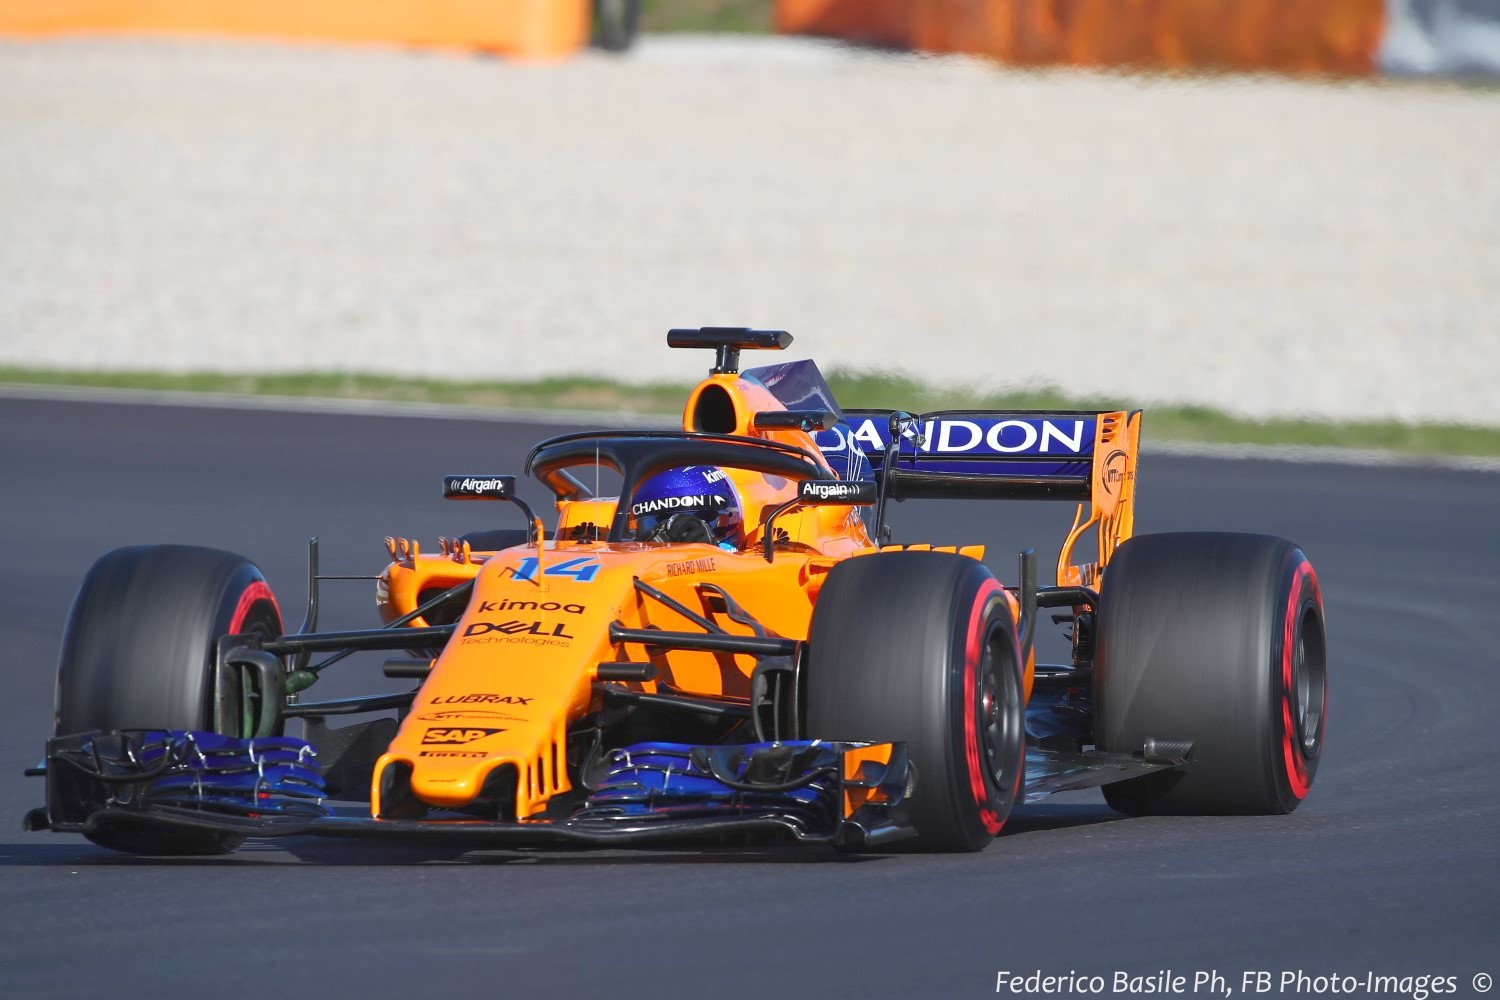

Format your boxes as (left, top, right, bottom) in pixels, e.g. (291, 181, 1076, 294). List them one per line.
(819, 409, 1142, 588)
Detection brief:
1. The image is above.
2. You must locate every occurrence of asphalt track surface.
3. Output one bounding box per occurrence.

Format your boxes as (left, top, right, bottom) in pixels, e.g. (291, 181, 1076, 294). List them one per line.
(1, 397, 1496, 999)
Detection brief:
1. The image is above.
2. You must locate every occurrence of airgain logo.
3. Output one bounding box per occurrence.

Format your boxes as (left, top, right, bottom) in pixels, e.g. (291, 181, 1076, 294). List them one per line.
(421, 727, 505, 745)
(444, 475, 512, 496)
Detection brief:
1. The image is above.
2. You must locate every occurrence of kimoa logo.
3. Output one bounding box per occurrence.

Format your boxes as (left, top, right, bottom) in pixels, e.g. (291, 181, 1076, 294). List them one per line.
(631, 494, 727, 516)
(822, 417, 1090, 455)
(479, 599, 585, 615)
(421, 727, 505, 745)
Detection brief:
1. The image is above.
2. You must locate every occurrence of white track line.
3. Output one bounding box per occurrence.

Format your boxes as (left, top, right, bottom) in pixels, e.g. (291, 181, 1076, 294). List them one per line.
(3, 382, 1497, 473)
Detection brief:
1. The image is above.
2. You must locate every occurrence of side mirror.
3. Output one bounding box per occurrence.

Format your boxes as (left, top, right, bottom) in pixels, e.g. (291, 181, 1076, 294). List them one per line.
(762, 480, 878, 562)
(442, 475, 543, 552)
(443, 475, 515, 500)
(797, 479, 877, 505)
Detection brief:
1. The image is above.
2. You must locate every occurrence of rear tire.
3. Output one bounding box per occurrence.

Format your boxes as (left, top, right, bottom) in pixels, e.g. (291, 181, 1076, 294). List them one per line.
(56, 545, 284, 854)
(1095, 532, 1326, 815)
(807, 552, 1025, 852)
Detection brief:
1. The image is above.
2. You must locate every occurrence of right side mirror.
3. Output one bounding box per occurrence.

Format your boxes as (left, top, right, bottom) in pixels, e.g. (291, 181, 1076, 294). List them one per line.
(798, 480, 878, 505)
(762, 481, 879, 562)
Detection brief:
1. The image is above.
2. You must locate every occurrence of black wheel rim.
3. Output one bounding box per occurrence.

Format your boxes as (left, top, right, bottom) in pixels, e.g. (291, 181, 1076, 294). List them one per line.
(978, 623, 1023, 796)
(1292, 605, 1327, 753)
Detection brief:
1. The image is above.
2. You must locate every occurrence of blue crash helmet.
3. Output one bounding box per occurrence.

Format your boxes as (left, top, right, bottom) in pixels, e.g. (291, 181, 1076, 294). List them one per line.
(629, 466, 745, 548)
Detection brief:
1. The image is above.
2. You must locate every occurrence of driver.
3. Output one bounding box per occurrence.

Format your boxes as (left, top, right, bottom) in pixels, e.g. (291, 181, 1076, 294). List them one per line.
(629, 466, 745, 550)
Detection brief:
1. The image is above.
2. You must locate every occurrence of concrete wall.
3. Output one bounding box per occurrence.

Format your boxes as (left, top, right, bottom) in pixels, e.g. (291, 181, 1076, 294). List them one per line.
(779, 0, 1500, 77)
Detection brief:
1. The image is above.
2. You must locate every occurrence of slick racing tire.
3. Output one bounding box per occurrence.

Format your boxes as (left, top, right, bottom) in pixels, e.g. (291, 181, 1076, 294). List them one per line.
(807, 552, 1025, 852)
(1095, 533, 1327, 815)
(56, 545, 284, 854)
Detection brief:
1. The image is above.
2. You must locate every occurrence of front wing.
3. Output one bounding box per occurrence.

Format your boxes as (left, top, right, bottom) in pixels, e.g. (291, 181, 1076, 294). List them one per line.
(27, 731, 916, 850)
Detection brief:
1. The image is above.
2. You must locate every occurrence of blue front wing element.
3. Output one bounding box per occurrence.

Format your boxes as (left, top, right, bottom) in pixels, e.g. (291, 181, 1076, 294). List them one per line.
(49, 730, 330, 819)
(577, 741, 902, 835)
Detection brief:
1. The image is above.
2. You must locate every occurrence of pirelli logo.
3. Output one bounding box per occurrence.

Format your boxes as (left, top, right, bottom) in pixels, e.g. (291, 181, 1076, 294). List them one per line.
(420, 727, 505, 746)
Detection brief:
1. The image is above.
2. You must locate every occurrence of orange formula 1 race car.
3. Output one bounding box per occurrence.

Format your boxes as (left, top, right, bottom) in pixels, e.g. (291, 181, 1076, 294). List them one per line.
(26, 330, 1328, 855)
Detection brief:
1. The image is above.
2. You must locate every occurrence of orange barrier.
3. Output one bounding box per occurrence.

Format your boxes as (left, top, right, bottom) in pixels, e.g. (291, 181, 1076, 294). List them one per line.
(777, 0, 1384, 76)
(0, 0, 590, 60)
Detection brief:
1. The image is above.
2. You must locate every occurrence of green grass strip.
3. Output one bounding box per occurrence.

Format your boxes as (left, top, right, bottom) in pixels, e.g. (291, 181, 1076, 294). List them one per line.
(3, 366, 1497, 459)
(642, 0, 775, 34)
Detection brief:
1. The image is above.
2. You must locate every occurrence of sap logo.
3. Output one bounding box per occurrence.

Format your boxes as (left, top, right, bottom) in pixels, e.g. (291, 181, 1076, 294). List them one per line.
(464, 620, 575, 639)
(821, 418, 1090, 456)
(421, 727, 504, 745)
(428, 693, 534, 706)
(478, 599, 585, 615)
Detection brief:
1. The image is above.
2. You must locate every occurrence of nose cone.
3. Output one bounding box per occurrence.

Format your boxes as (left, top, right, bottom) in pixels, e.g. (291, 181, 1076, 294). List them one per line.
(408, 757, 489, 808)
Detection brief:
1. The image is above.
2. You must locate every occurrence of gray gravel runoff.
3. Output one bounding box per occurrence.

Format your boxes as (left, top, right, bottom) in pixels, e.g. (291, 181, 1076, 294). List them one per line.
(2, 36, 1498, 424)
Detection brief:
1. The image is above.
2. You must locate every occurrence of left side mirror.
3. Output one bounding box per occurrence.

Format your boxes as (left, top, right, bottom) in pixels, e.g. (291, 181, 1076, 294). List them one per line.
(442, 475, 545, 550)
(443, 475, 516, 500)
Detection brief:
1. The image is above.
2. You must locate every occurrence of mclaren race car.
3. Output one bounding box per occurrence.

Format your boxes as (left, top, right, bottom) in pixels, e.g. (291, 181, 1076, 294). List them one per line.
(25, 329, 1328, 855)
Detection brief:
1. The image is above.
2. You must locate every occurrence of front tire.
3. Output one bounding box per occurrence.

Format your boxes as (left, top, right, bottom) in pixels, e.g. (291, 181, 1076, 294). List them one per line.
(1095, 532, 1327, 815)
(56, 544, 284, 854)
(807, 552, 1025, 852)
